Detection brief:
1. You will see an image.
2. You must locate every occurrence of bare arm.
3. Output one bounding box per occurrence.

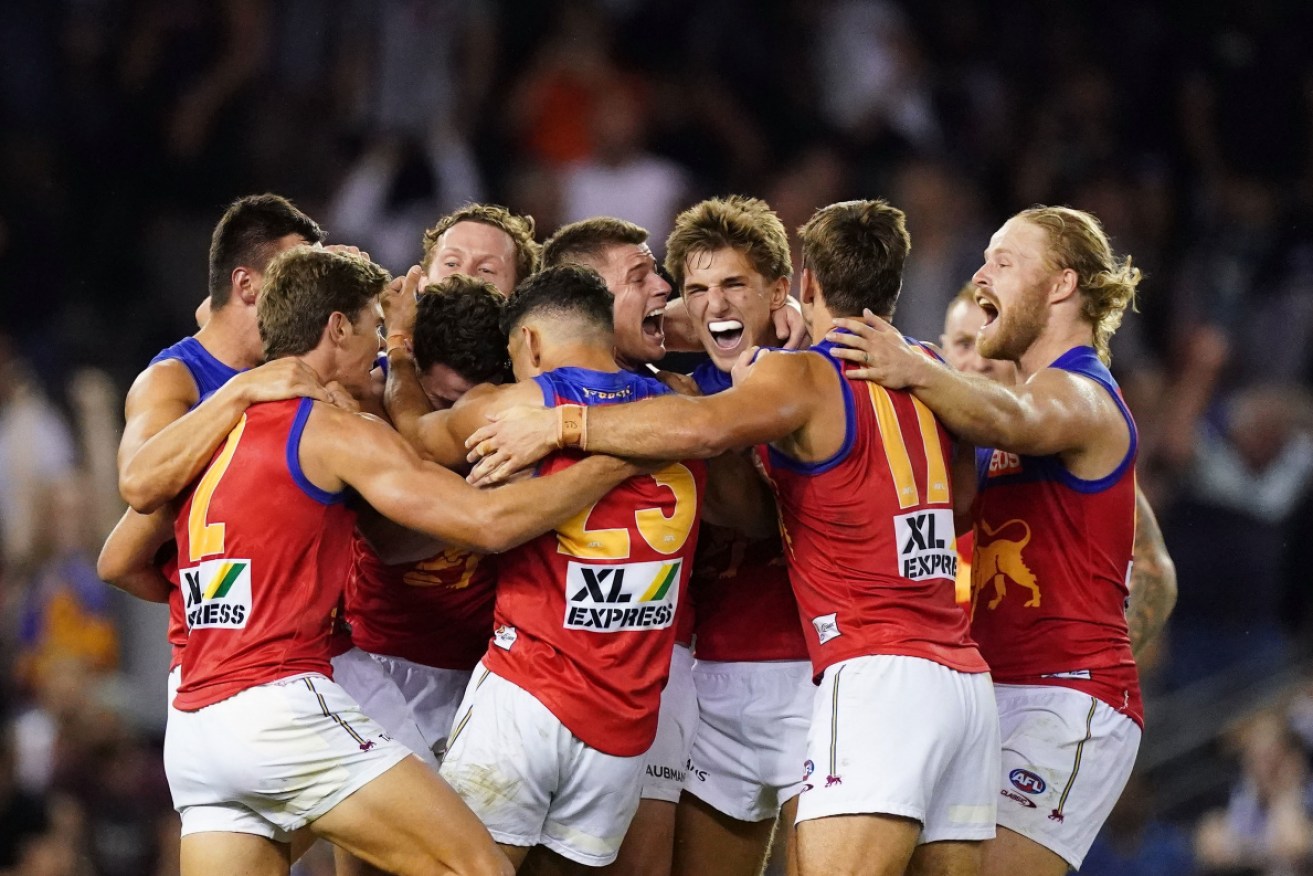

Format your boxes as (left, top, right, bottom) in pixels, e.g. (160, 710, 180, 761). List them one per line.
(826, 314, 1124, 461)
(97, 507, 175, 603)
(1126, 485, 1177, 658)
(305, 405, 649, 554)
(465, 351, 827, 485)
(120, 358, 331, 513)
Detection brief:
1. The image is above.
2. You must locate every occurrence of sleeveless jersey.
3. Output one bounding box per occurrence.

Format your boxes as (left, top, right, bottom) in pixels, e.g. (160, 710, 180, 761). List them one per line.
(346, 536, 496, 670)
(970, 346, 1142, 725)
(482, 368, 707, 756)
(173, 397, 355, 710)
(148, 336, 244, 668)
(755, 341, 988, 679)
(688, 361, 808, 662)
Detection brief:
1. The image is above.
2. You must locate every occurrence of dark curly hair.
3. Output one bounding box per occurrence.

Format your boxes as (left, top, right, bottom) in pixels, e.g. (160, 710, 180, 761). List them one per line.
(413, 274, 512, 385)
(500, 264, 614, 338)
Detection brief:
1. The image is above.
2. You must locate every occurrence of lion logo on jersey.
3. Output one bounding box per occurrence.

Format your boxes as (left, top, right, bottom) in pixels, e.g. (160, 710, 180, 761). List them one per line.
(972, 518, 1040, 612)
(402, 547, 481, 589)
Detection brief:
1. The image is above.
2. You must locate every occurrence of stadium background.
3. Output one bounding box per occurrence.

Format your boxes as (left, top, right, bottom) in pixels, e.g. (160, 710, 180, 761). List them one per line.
(2, 1, 1312, 873)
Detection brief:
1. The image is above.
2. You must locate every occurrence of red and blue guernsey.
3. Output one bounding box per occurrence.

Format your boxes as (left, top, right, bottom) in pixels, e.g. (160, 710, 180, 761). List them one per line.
(482, 368, 706, 757)
(970, 346, 1142, 725)
(345, 539, 496, 671)
(149, 337, 244, 670)
(689, 361, 808, 663)
(173, 397, 355, 710)
(755, 341, 988, 680)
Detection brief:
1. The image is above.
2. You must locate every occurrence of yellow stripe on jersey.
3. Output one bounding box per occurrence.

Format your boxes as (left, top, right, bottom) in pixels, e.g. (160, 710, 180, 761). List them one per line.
(912, 397, 950, 505)
(868, 385, 919, 508)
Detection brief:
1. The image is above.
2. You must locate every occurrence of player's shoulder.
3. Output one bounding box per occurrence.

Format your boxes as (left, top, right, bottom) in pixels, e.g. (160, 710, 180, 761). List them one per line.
(126, 356, 201, 410)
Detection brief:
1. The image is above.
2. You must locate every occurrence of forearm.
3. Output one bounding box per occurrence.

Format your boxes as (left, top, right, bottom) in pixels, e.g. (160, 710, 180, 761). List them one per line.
(585, 396, 750, 460)
(472, 455, 645, 551)
(911, 362, 1039, 452)
(120, 384, 249, 512)
(384, 348, 435, 452)
(98, 508, 175, 602)
(1126, 488, 1177, 657)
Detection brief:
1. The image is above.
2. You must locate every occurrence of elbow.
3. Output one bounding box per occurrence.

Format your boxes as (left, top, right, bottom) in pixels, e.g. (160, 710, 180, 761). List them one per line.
(120, 474, 165, 515)
(460, 505, 521, 554)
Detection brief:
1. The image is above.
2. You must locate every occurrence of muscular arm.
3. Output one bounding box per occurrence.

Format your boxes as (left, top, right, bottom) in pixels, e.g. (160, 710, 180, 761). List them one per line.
(306, 405, 648, 554)
(383, 346, 437, 452)
(97, 507, 176, 603)
(119, 358, 330, 513)
(466, 351, 829, 485)
(827, 315, 1124, 462)
(397, 380, 537, 469)
(1126, 486, 1177, 658)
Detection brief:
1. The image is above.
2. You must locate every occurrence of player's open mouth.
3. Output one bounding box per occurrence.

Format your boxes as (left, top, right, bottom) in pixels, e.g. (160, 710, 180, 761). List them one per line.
(708, 319, 744, 350)
(976, 295, 999, 326)
(643, 307, 665, 341)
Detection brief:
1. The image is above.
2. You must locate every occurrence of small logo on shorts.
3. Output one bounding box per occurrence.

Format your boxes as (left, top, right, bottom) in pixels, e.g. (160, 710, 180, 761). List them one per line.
(1009, 769, 1047, 795)
(1000, 789, 1036, 808)
(359, 740, 375, 752)
(825, 774, 842, 787)
(802, 759, 815, 780)
(811, 613, 841, 644)
(493, 625, 517, 650)
(686, 758, 707, 783)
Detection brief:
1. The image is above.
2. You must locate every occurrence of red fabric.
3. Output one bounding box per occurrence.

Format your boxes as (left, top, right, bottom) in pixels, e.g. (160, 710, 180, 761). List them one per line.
(173, 399, 354, 710)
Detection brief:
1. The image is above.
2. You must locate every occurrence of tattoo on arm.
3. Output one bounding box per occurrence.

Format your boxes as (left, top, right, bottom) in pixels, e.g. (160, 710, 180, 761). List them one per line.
(1127, 488, 1177, 658)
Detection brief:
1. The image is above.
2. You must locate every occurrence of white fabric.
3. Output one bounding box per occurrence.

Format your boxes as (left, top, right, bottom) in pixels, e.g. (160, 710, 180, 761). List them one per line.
(165, 673, 408, 838)
(641, 643, 697, 802)
(440, 665, 645, 866)
(992, 683, 1141, 868)
(795, 655, 999, 844)
(684, 658, 812, 822)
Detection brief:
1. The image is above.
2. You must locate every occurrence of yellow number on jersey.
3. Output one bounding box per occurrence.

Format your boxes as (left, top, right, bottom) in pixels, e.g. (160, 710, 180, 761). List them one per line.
(558, 462, 698, 560)
(867, 385, 950, 508)
(187, 415, 247, 562)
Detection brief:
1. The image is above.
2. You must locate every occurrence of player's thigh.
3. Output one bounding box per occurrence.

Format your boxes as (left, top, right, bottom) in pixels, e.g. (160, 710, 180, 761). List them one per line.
(672, 791, 774, 876)
(908, 840, 984, 876)
(309, 756, 511, 876)
(992, 685, 1139, 870)
(180, 831, 290, 876)
(776, 795, 800, 876)
(979, 826, 1069, 876)
(795, 813, 920, 876)
(522, 844, 594, 876)
(601, 798, 677, 876)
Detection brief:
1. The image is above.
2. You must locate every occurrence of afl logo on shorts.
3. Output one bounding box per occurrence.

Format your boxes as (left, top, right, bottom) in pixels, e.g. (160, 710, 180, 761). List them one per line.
(1009, 769, 1046, 795)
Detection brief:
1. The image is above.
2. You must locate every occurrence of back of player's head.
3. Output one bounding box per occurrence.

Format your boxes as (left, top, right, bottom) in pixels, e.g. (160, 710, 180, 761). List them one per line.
(208, 194, 325, 308)
(542, 217, 648, 269)
(420, 203, 542, 285)
(799, 199, 910, 319)
(259, 248, 390, 360)
(664, 196, 792, 290)
(500, 264, 615, 340)
(414, 275, 512, 385)
(1016, 205, 1141, 364)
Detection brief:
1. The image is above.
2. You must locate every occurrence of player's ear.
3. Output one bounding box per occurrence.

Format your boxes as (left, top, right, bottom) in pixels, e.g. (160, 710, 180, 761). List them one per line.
(1050, 268, 1079, 304)
(799, 267, 817, 305)
(327, 311, 350, 346)
(767, 275, 790, 310)
(232, 266, 259, 306)
(523, 325, 543, 368)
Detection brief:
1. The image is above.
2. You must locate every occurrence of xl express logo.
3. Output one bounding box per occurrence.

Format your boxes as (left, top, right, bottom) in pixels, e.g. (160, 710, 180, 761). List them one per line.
(564, 559, 680, 632)
(181, 558, 253, 629)
(894, 509, 957, 580)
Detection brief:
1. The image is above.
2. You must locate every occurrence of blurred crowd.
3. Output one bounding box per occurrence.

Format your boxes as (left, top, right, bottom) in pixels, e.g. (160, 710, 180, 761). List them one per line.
(2, 0, 1313, 873)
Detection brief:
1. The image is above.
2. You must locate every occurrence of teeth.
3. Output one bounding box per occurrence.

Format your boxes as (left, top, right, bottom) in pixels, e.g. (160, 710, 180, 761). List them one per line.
(645, 307, 665, 319)
(709, 320, 743, 333)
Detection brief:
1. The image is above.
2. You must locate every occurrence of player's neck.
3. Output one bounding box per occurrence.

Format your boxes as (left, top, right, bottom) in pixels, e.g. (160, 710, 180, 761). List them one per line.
(195, 311, 262, 371)
(545, 342, 622, 374)
(1017, 323, 1095, 381)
